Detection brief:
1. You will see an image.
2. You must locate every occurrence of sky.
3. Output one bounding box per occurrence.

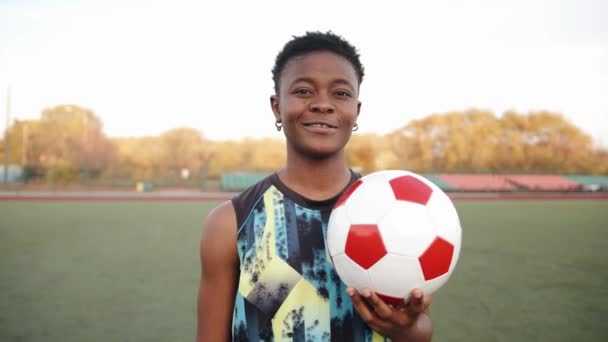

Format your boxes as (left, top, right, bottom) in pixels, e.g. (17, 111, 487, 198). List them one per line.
(1, 0, 607, 147)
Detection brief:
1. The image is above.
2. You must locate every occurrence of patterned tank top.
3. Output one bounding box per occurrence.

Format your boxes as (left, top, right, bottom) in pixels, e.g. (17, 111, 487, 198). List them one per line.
(230, 172, 388, 341)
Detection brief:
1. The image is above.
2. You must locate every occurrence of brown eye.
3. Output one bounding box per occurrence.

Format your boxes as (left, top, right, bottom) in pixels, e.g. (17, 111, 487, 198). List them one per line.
(336, 91, 351, 98)
(295, 89, 312, 95)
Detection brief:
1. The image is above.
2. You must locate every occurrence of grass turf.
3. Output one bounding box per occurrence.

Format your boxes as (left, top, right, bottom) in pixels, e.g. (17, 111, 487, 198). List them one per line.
(1, 200, 607, 341)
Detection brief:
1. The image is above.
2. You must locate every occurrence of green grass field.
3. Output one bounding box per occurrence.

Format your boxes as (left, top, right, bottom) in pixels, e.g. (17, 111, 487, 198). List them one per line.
(1, 200, 607, 341)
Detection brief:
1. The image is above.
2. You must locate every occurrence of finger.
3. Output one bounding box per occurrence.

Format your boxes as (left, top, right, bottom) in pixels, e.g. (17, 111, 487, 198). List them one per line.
(347, 288, 394, 332)
(422, 293, 433, 312)
(347, 287, 376, 323)
(364, 289, 412, 327)
(406, 288, 425, 315)
(362, 289, 393, 320)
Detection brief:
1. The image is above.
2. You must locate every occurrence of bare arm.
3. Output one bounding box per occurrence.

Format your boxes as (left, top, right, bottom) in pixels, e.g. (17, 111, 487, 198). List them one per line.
(196, 201, 239, 342)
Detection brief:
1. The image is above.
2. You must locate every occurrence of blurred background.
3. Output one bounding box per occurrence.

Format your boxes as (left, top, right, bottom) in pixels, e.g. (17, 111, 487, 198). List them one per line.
(1, 1, 607, 342)
(1, 0, 607, 193)
(1, 104, 607, 193)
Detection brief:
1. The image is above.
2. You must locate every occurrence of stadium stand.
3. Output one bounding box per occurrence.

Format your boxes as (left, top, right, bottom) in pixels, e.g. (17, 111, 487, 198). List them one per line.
(220, 172, 269, 191)
(421, 174, 456, 191)
(436, 174, 516, 191)
(219, 172, 604, 193)
(506, 175, 580, 191)
(564, 175, 608, 191)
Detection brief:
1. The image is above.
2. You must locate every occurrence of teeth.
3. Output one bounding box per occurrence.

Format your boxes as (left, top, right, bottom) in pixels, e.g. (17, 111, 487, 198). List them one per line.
(309, 123, 332, 128)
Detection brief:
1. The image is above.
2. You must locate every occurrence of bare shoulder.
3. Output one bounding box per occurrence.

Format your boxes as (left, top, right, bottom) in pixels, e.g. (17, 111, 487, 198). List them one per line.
(203, 200, 237, 237)
(200, 200, 238, 266)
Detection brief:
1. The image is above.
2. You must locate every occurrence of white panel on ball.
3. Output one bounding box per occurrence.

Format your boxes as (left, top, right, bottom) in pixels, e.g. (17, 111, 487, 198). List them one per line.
(426, 190, 462, 272)
(331, 253, 372, 292)
(326, 206, 351, 256)
(420, 272, 450, 296)
(379, 201, 437, 257)
(344, 178, 394, 223)
(368, 253, 425, 299)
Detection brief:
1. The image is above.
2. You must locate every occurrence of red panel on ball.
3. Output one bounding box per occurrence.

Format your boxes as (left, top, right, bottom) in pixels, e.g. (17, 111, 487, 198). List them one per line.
(335, 179, 363, 208)
(389, 175, 432, 205)
(345, 224, 387, 270)
(376, 292, 405, 306)
(418, 237, 454, 280)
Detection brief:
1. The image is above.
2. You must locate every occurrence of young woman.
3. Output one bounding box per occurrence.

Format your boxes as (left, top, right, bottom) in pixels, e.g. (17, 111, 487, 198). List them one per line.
(197, 31, 432, 341)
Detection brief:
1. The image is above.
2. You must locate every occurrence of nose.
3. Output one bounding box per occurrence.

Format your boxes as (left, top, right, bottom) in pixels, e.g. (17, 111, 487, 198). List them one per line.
(310, 94, 335, 114)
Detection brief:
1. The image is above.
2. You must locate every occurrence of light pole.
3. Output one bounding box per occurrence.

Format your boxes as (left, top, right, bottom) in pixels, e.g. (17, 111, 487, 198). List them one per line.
(3, 86, 10, 185)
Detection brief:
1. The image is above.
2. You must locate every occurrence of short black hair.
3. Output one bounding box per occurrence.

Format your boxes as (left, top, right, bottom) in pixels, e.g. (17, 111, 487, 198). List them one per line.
(272, 31, 365, 93)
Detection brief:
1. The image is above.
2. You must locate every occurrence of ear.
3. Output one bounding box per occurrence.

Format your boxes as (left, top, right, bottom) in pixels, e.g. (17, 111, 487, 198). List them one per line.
(357, 101, 361, 117)
(270, 95, 281, 122)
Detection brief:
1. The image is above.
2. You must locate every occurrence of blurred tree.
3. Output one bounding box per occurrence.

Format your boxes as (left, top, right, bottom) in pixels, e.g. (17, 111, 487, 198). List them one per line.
(498, 111, 593, 172)
(7, 104, 606, 184)
(6, 120, 41, 166)
(388, 109, 601, 174)
(113, 136, 162, 180)
(38, 105, 114, 168)
(242, 138, 285, 172)
(4, 105, 115, 182)
(390, 109, 500, 172)
(591, 149, 608, 174)
(159, 127, 212, 174)
(206, 140, 245, 178)
(387, 119, 426, 172)
(346, 133, 381, 173)
(204, 138, 285, 178)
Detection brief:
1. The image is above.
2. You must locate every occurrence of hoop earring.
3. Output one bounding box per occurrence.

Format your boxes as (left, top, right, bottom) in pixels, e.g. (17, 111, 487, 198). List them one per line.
(275, 121, 282, 131)
(352, 123, 358, 132)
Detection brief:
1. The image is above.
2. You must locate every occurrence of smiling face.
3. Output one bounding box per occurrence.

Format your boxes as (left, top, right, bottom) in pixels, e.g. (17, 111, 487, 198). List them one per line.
(271, 51, 361, 159)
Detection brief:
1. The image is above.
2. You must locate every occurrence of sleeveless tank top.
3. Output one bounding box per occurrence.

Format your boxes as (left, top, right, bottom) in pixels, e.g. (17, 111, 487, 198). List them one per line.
(230, 172, 387, 341)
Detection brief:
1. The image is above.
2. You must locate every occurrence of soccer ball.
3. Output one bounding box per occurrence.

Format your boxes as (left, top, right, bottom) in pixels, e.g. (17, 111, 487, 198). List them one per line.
(327, 170, 461, 304)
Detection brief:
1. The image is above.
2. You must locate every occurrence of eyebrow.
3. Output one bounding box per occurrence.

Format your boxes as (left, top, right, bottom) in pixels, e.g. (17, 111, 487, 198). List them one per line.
(290, 77, 355, 89)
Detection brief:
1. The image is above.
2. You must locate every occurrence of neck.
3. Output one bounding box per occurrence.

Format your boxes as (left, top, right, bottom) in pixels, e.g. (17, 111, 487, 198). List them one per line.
(279, 149, 352, 201)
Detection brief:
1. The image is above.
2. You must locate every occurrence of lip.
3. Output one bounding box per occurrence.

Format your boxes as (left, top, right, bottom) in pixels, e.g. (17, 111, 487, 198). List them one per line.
(301, 121, 338, 128)
(301, 121, 339, 134)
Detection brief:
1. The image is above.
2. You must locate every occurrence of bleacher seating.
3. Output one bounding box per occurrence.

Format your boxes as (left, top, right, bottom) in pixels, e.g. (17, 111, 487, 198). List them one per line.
(220, 172, 269, 191)
(436, 174, 515, 191)
(565, 175, 608, 190)
(506, 175, 580, 191)
(219, 172, 603, 193)
(421, 174, 456, 191)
